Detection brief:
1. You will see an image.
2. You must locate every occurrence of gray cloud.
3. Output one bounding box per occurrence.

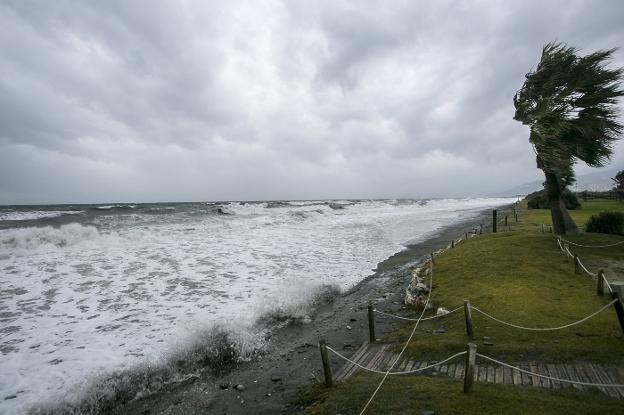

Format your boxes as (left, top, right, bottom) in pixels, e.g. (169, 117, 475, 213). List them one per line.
(1, 0, 623, 204)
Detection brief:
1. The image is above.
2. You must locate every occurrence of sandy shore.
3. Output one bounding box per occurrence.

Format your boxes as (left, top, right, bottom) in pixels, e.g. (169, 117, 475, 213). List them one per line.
(115, 208, 497, 415)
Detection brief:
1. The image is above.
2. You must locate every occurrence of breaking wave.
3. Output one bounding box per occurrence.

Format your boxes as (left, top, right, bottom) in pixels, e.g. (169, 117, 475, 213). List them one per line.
(255, 283, 342, 326)
(0, 223, 101, 250)
(29, 324, 267, 415)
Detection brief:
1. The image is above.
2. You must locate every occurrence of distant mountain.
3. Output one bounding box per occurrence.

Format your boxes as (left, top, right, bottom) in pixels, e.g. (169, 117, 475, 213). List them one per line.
(492, 166, 622, 197)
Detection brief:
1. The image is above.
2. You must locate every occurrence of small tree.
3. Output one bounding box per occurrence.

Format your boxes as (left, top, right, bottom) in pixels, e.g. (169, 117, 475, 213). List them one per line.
(514, 42, 624, 235)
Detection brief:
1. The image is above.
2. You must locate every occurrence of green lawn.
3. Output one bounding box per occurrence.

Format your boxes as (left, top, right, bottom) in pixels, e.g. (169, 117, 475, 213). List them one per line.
(300, 373, 624, 415)
(300, 199, 624, 414)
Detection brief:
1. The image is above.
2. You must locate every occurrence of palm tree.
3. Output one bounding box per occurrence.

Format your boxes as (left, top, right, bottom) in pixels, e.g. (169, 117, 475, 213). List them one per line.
(514, 42, 624, 235)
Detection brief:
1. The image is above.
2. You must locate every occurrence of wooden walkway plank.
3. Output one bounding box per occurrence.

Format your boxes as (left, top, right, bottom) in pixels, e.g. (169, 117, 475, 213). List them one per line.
(511, 367, 521, 385)
(538, 364, 550, 389)
(334, 343, 368, 381)
(564, 364, 584, 391)
(546, 364, 561, 389)
(501, 366, 510, 384)
(528, 363, 540, 387)
(339, 345, 375, 381)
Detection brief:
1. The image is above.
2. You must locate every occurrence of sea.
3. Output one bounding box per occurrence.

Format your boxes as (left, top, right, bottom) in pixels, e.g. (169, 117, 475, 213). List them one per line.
(0, 197, 516, 413)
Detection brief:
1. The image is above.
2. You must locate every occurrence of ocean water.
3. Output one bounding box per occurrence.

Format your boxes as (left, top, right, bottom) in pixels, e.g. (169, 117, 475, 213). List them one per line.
(0, 198, 515, 413)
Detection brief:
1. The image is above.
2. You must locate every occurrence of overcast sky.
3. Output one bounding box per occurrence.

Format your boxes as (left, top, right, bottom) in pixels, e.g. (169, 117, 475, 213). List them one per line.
(1, 0, 623, 204)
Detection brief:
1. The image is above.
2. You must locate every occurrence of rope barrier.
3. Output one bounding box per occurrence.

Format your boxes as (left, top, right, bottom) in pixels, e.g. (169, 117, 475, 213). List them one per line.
(576, 258, 598, 278)
(373, 306, 463, 322)
(326, 346, 467, 375)
(476, 353, 624, 388)
(559, 238, 624, 249)
(470, 300, 617, 331)
(358, 263, 435, 414)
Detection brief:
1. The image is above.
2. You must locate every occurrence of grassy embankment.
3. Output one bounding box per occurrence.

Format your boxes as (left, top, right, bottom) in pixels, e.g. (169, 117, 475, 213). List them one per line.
(300, 199, 624, 414)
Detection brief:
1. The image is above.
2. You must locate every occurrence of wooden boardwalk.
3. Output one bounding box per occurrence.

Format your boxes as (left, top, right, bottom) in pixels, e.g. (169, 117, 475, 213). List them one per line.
(333, 343, 624, 399)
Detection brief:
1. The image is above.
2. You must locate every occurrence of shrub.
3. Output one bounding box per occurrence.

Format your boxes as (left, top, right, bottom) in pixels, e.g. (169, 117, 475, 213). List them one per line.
(585, 212, 624, 235)
(526, 189, 580, 210)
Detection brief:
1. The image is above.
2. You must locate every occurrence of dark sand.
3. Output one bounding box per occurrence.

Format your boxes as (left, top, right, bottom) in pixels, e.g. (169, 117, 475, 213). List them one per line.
(116, 209, 496, 415)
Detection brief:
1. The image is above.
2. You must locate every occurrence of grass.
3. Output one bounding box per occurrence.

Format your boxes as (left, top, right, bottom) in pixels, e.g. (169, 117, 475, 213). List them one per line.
(300, 373, 624, 415)
(387, 199, 624, 363)
(299, 199, 624, 414)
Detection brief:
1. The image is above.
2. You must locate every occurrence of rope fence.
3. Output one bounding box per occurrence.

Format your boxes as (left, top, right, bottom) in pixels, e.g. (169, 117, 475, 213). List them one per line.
(470, 300, 617, 331)
(326, 346, 466, 375)
(559, 238, 624, 249)
(373, 306, 462, 322)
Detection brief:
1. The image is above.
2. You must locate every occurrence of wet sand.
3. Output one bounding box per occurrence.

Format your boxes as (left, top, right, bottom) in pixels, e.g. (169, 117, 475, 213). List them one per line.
(116, 209, 497, 415)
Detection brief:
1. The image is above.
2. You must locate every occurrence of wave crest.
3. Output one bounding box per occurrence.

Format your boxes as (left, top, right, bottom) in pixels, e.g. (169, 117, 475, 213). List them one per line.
(0, 223, 100, 250)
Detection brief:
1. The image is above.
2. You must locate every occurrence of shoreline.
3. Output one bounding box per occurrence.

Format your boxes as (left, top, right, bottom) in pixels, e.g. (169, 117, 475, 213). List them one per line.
(115, 207, 501, 415)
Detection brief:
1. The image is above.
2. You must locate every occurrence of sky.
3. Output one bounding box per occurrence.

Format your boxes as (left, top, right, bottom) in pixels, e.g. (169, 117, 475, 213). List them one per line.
(1, 0, 624, 204)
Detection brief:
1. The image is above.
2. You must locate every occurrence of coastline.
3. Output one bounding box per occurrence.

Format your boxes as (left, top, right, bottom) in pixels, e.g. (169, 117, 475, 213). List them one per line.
(114, 207, 501, 415)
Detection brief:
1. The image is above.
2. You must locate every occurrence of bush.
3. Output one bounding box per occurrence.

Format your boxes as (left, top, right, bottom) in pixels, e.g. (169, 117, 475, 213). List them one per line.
(526, 189, 580, 210)
(585, 212, 624, 235)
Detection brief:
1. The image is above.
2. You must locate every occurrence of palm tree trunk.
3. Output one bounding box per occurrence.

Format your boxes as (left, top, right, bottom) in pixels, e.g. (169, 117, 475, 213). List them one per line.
(544, 171, 580, 235)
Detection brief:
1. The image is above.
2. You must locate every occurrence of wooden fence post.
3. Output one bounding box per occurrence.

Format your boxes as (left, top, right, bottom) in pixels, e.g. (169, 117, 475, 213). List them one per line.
(492, 210, 497, 233)
(541, 224, 544, 233)
(611, 292, 624, 334)
(597, 270, 605, 296)
(574, 255, 580, 274)
(505, 216, 508, 226)
(319, 340, 333, 387)
(463, 343, 477, 393)
(515, 211, 518, 223)
(479, 224, 483, 235)
(430, 253, 435, 265)
(368, 302, 376, 343)
(451, 240, 455, 248)
(464, 300, 474, 339)
(465, 232, 469, 241)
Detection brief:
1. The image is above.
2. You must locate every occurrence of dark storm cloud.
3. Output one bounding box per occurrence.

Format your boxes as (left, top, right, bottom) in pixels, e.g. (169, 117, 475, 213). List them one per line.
(1, 0, 623, 203)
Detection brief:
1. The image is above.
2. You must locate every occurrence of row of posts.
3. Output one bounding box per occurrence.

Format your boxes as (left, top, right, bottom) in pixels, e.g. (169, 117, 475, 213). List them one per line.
(492, 208, 517, 233)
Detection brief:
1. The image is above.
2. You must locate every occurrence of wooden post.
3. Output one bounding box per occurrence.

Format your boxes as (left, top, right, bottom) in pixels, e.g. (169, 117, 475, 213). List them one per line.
(451, 240, 455, 248)
(541, 224, 544, 233)
(611, 292, 624, 334)
(319, 340, 333, 387)
(597, 270, 605, 296)
(574, 255, 580, 274)
(479, 224, 483, 235)
(368, 302, 376, 343)
(465, 232, 469, 240)
(463, 300, 474, 339)
(515, 212, 518, 223)
(463, 343, 477, 393)
(430, 253, 435, 265)
(504, 216, 508, 226)
(492, 210, 497, 233)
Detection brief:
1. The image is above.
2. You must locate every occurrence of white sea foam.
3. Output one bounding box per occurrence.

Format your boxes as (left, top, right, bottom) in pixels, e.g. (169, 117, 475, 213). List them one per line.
(0, 197, 516, 413)
(0, 210, 83, 221)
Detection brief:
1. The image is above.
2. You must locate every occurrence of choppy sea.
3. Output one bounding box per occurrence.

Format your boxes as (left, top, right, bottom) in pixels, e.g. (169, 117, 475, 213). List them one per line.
(0, 198, 515, 413)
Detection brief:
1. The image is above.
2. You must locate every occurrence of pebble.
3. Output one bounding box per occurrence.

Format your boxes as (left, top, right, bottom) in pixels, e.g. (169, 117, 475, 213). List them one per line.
(271, 376, 282, 382)
(219, 383, 229, 390)
(235, 384, 245, 391)
(346, 325, 352, 330)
